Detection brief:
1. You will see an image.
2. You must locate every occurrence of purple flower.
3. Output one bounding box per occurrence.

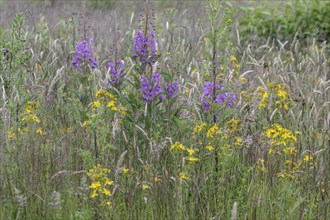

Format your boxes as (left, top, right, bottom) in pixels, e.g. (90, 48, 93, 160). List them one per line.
(200, 81, 235, 112)
(107, 60, 125, 86)
(133, 30, 147, 61)
(72, 38, 97, 69)
(140, 73, 163, 104)
(227, 92, 235, 107)
(215, 92, 227, 104)
(132, 29, 157, 63)
(201, 98, 211, 112)
(149, 30, 157, 57)
(166, 81, 180, 99)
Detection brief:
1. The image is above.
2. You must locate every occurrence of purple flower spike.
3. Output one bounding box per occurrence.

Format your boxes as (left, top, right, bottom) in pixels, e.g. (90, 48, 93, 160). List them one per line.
(227, 92, 235, 107)
(72, 38, 97, 69)
(132, 29, 157, 63)
(133, 30, 147, 59)
(149, 30, 157, 57)
(166, 81, 180, 99)
(140, 73, 163, 104)
(107, 60, 125, 86)
(201, 98, 211, 112)
(200, 81, 235, 112)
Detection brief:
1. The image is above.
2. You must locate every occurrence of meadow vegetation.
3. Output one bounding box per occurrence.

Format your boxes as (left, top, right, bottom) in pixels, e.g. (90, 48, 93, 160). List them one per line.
(0, 0, 329, 219)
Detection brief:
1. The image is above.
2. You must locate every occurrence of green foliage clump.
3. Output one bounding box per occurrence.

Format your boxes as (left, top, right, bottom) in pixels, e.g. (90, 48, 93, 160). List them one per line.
(238, 0, 330, 44)
(87, 0, 116, 10)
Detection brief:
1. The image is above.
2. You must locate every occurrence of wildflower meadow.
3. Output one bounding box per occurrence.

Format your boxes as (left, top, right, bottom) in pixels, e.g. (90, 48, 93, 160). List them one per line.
(0, 0, 329, 219)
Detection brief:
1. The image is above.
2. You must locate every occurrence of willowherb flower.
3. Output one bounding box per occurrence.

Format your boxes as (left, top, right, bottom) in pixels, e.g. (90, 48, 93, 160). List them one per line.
(166, 80, 180, 99)
(201, 81, 235, 112)
(149, 30, 157, 57)
(107, 60, 125, 86)
(132, 29, 157, 63)
(203, 81, 223, 97)
(72, 38, 97, 69)
(140, 73, 163, 104)
(133, 29, 147, 61)
(201, 98, 211, 112)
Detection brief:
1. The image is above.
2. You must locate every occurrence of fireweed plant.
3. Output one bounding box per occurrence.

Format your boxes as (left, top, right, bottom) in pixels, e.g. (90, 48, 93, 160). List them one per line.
(199, 1, 235, 123)
(72, 2, 97, 108)
(106, 32, 126, 89)
(127, 0, 181, 136)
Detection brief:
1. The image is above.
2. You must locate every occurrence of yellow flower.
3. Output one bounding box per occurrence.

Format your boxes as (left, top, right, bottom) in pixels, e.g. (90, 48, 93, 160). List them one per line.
(193, 123, 207, 134)
(230, 55, 237, 62)
(303, 154, 313, 162)
(142, 184, 150, 190)
(107, 101, 118, 111)
(186, 148, 198, 155)
(207, 124, 220, 138)
(268, 147, 273, 154)
(277, 89, 287, 99)
(205, 145, 214, 151)
(186, 157, 200, 164)
(235, 136, 242, 147)
(82, 120, 89, 127)
(226, 119, 240, 134)
(92, 101, 101, 110)
(258, 92, 269, 108)
(90, 182, 102, 189)
(104, 179, 113, 186)
(102, 188, 111, 196)
(278, 172, 286, 178)
(180, 172, 189, 180)
(25, 101, 38, 114)
(91, 190, 98, 198)
(96, 90, 107, 99)
(170, 142, 186, 151)
(154, 177, 161, 183)
(36, 128, 43, 135)
(8, 128, 16, 140)
(122, 167, 130, 174)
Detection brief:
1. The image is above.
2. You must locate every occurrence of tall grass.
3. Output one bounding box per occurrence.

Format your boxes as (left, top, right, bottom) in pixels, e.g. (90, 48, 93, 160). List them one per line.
(0, 0, 329, 219)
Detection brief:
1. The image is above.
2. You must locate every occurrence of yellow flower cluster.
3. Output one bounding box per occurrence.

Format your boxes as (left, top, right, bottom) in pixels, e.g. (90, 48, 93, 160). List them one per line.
(264, 124, 297, 147)
(87, 164, 113, 206)
(226, 119, 240, 134)
(92, 89, 125, 113)
(170, 142, 186, 151)
(268, 82, 291, 110)
(257, 83, 293, 110)
(170, 141, 200, 165)
(230, 55, 240, 76)
(22, 101, 41, 123)
(7, 128, 16, 140)
(8, 101, 44, 139)
(193, 123, 207, 134)
(185, 156, 200, 164)
(206, 124, 220, 138)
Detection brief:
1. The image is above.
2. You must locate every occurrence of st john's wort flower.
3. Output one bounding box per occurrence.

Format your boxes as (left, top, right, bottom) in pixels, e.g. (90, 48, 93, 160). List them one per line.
(72, 38, 97, 69)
